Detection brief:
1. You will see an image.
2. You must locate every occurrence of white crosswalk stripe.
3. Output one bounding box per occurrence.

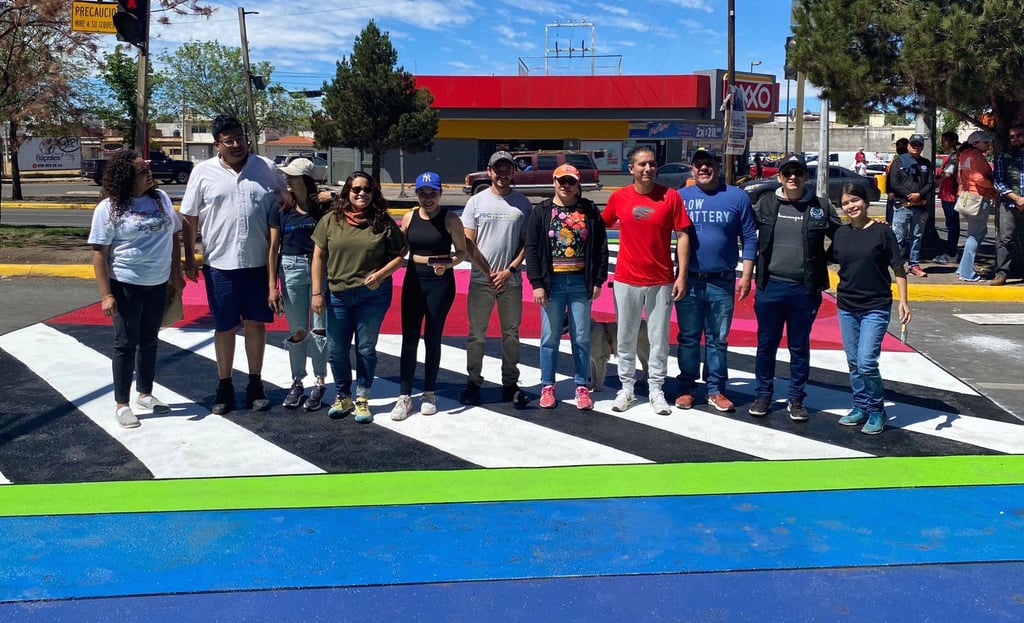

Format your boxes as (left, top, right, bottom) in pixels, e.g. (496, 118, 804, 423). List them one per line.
(0, 324, 324, 481)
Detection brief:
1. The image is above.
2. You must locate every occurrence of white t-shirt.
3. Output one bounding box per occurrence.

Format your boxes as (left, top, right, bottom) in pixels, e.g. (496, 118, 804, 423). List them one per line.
(461, 188, 531, 286)
(88, 189, 181, 286)
(180, 154, 285, 270)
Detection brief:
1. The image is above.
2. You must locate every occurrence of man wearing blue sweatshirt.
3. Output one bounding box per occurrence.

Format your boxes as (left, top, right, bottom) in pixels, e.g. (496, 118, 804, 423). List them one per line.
(674, 149, 758, 412)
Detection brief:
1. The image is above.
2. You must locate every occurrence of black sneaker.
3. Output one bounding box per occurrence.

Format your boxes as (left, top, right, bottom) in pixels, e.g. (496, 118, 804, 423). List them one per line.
(246, 381, 271, 411)
(212, 384, 235, 415)
(787, 399, 809, 422)
(460, 382, 481, 406)
(304, 384, 326, 411)
(283, 381, 304, 409)
(748, 396, 771, 417)
(503, 384, 533, 408)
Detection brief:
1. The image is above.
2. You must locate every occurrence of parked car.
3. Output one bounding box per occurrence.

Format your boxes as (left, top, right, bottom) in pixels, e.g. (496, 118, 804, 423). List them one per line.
(462, 150, 602, 195)
(749, 158, 780, 179)
(740, 164, 881, 206)
(80, 150, 193, 185)
(654, 162, 692, 189)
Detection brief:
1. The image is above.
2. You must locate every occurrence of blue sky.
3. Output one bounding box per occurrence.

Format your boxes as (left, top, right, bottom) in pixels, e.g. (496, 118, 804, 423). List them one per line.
(143, 0, 810, 113)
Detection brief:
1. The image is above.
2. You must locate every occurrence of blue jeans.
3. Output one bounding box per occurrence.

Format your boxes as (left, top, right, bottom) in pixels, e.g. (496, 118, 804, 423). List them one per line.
(940, 199, 960, 256)
(280, 255, 327, 381)
(892, 206, 928, 267)
(674, 274, 735, 396)
(325, 280, 392, 398)
(753, 279, 822, 401)
(956, 202, 990, 280)
(837, 307, 890, 415)
(539, 273, 592, 386)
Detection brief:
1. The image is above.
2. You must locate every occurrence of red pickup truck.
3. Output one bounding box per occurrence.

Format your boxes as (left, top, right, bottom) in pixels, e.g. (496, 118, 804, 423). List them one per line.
(462, 150, 602, 195)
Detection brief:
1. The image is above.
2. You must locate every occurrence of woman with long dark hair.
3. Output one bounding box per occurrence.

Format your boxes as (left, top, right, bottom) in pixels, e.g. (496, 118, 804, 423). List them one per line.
(832, 182, 910, 435)
(268, 158, 330, 411)
(311, 172, 406, 423)
(89, 150, 182, 428)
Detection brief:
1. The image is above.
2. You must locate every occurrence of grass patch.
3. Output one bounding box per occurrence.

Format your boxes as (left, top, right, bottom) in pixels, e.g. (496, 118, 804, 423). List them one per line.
(0, 225, 90, 249)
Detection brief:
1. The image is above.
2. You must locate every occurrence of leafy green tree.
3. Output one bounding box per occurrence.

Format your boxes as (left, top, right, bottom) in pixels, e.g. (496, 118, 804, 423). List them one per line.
(789, 0, 1024, 149)
(154, 40, 313, 142)
(313, 20, 438, 181)
(77, 47, 165, 149)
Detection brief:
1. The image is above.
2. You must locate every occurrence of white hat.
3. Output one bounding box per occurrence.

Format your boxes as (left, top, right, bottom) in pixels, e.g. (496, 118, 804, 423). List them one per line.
(278, 157, 314, 177)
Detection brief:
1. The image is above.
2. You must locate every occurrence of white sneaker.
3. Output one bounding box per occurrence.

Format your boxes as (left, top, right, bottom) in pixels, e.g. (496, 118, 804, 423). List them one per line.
(116, 405, 140, 429)
(611, 390, 635, 412)
(420, 391, 438, 416)
(390, 395, 413, 421)
(136, 394, 170, 413)
(650, 392, 671, 415)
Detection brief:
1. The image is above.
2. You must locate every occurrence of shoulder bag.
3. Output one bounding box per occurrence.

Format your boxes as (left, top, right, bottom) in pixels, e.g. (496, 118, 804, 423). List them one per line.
(954, 190, 983, 217)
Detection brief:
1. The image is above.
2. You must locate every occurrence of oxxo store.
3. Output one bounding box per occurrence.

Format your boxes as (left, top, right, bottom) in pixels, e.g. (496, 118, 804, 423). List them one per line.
(383, 71, 777, 185)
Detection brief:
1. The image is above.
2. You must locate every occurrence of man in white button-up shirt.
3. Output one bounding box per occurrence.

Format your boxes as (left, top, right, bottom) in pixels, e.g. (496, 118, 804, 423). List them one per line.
(182, 115, 286, 415)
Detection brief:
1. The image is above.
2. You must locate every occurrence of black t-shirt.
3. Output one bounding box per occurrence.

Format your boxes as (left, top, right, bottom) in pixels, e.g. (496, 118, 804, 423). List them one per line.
(832, 223, 904, 311)
(270, 207, 319, 256)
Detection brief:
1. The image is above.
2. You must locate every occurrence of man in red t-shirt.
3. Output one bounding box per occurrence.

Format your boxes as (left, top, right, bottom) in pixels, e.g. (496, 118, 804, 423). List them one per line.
(602, 146, 692, 415)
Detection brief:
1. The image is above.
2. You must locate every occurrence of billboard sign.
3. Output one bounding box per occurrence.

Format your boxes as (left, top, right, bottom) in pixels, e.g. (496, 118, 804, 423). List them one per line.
(17, 137, 82, 171)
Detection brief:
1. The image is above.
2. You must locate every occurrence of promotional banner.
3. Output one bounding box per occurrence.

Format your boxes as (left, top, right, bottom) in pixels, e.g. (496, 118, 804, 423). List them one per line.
(725, 87, 748, 156)
(17, 137, 82, 171)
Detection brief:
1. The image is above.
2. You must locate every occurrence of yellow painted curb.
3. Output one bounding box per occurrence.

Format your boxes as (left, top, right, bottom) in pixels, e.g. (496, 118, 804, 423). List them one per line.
(0, 264, 95, 279)
(827, 270, 1024, 303)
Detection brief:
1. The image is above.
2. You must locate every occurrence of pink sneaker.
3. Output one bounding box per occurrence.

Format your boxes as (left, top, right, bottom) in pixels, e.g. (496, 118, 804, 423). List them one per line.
(575, 385, 593, 411)
(540, 385, 557, 409)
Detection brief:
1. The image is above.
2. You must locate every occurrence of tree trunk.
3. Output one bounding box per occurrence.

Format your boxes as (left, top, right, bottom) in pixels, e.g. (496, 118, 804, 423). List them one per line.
(8, 119, 22, 201)
(371, 148, 382, 184)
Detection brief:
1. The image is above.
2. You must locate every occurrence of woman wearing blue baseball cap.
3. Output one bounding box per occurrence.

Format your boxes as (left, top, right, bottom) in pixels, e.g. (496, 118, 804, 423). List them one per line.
(389, 172, 469, 421)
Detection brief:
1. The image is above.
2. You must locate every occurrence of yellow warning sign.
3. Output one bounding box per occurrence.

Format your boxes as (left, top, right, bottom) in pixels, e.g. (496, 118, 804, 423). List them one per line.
(71, 1, 117, 35)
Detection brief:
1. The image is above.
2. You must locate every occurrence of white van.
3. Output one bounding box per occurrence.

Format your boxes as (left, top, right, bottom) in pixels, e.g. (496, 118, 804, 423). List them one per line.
(828, 151, 889, 171)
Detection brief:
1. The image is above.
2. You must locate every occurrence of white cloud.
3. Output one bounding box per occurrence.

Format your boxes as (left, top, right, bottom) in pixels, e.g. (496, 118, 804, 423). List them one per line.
(665, 0, 714, 13)
(595, 3, 629, 16)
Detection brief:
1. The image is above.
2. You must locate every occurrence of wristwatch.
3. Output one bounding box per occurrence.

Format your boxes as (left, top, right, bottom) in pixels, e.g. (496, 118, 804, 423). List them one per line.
(507, 265, 518, 274)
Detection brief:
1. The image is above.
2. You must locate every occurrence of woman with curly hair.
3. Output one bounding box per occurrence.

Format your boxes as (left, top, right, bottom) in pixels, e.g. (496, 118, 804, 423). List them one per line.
(88, 150, 183, 428)
(311, 172, 406, 423)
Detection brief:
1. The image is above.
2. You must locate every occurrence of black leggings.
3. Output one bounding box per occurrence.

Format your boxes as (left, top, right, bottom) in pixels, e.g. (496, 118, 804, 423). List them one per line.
(399, 264, 456, 394)
(110, 279, 168, 403)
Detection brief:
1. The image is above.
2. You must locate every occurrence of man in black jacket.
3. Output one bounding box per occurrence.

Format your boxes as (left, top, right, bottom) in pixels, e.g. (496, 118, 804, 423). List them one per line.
(749, 154, 842, 421)
(887, 133, 935, 277)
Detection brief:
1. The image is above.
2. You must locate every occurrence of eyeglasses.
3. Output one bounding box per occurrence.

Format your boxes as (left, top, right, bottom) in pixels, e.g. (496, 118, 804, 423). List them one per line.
(555, 177, 578, 186)
(780, 169, 805, 178)
(135, 162, 151, 176)
(909, 142, 924, 147)
(350, 185, 372, 195)
(216, 135, 247, 147)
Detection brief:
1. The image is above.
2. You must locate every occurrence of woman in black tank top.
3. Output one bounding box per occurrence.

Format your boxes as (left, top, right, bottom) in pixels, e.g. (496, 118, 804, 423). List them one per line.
(389, 172, 469, 421)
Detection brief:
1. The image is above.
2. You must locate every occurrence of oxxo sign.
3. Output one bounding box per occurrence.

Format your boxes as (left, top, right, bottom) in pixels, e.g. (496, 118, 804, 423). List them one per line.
(721, 78, 777, 119)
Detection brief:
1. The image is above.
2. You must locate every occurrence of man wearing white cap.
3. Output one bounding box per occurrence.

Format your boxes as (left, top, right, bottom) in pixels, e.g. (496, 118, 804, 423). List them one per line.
(459, 151, 533, 407)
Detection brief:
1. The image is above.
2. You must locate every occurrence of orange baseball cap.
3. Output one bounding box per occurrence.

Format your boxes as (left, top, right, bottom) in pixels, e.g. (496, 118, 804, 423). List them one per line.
(553, 164, 580, 180)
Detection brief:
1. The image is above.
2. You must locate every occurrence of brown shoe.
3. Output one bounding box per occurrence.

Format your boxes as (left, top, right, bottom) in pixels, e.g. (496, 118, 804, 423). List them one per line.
(990, 275, 1007, 286)
(674, 393, 694, 409)
(707, 393, 735, 413)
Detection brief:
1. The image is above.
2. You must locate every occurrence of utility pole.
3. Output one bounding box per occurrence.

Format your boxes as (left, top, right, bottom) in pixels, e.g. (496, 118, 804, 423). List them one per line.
(238, 8, 260, 155)
(724, 0, 736, 184)
(134, 40, 149, 153)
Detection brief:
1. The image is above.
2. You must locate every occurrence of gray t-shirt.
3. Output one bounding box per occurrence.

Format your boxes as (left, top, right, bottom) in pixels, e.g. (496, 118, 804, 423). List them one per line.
(767, 202, 805, 282)
(461, 188, 532, 286)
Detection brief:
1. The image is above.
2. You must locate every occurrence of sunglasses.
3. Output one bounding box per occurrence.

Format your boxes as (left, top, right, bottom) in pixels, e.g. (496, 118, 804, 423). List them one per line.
(555, 177, 579, 186)
(692, 160, 716, 169)
(350, 185, 372, 194)
(780, 169, 805, 178)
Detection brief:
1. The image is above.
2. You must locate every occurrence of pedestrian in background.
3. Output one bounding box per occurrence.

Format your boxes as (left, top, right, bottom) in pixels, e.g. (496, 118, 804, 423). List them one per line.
(934, 131, 960, 264)
(832, 183, 910, 435)
(389, 172, 469, 421)
(884, 138, 909, 225)
(992, 122, 1024, 286)
(749, 154, 841, 421)
(268, 158, 330, 411)
(955, 131, 998, 283)
(887, 133, 935, 278)
(525, 164, 608, 411)
(89, 150, 182, 428)
(312, 172, 406, 424)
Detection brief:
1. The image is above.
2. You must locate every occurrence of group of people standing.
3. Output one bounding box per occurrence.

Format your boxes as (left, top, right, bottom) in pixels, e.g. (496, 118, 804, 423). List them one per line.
(89, 118, 917, 436)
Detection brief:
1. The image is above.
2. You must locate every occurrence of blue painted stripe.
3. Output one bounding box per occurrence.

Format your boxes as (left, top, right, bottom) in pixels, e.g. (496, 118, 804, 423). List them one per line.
(3, 485, 1024, 602)
(4, 562, 1023, 622)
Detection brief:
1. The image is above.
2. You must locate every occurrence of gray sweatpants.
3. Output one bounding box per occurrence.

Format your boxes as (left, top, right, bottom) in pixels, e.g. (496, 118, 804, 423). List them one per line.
(614, 282, 673, 395)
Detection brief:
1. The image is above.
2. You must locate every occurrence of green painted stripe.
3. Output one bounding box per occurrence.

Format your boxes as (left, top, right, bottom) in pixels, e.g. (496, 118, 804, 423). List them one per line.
(2, 455, 1023, 517)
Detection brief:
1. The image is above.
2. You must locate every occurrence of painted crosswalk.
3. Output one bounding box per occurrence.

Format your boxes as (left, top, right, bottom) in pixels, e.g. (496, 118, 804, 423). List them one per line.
(1, 303, 1020, 485)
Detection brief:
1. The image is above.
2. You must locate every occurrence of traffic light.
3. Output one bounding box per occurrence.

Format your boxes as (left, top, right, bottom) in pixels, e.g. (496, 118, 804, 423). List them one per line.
(784, 36, 797, 80)
(114, 0, 149, 47)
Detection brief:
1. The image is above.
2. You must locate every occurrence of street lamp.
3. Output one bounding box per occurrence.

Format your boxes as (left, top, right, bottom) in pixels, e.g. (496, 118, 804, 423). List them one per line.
(750, 60, 762, 73)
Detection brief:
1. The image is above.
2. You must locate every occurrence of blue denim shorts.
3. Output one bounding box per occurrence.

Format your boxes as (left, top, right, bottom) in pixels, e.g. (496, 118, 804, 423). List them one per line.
(203, 265, 274, 332)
